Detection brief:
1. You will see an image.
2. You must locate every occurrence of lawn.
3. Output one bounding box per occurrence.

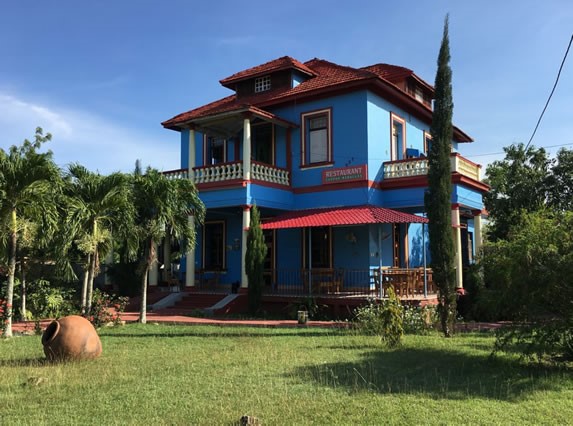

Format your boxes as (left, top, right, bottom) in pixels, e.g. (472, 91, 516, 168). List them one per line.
(1, 324, 572, 425)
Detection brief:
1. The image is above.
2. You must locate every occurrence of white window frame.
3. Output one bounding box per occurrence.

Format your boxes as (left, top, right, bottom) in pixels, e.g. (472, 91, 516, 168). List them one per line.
(301, 108, 332, 167)
(390, 113, 406, 161)
(254, 75, 271, 93)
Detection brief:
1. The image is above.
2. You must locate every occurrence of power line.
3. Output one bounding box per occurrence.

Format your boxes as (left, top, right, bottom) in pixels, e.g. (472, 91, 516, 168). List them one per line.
(466, 142, 573, 159)
(524, 34, 573, 150)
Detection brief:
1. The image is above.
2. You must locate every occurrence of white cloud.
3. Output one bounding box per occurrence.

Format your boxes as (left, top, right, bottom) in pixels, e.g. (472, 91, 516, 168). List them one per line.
(0, 92, 180, 175)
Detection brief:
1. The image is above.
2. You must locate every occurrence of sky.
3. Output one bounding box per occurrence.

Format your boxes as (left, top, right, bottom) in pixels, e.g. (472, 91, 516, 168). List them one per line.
(1, 0, 572, 176)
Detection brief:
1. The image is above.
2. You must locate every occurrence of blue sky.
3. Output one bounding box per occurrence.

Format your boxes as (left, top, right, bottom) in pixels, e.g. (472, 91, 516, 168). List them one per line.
(1, 0, 572, 175)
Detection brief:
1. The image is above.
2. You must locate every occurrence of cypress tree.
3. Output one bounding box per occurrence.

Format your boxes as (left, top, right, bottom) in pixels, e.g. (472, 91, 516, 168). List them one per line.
(246, 205, 267, 314)
(425, 15, 457, 337)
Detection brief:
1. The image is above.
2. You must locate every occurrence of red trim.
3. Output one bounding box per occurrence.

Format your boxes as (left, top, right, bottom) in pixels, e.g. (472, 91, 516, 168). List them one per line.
(300, 161, 335, 170)
(451, 173, 490, 192)
(377, 176, 428, 190)
(293, 180, 371, 194)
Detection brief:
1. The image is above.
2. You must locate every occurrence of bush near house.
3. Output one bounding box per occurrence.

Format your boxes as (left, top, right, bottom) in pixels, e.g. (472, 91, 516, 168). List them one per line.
(478, 210, 573, 361)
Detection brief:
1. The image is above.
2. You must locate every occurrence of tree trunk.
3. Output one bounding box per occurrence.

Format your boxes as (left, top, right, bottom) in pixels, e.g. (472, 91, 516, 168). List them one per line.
(81, 254, 91, 315)
(86, 250, 97, 314)
(139, 266, 150, 324)
(19, 258, 27, 322)
(139, 239, 155, 324)
(4, 210, 18, 337)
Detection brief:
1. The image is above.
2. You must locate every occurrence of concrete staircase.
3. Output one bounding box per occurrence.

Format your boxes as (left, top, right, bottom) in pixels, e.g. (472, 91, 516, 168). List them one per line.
(156, 293, 228, 315)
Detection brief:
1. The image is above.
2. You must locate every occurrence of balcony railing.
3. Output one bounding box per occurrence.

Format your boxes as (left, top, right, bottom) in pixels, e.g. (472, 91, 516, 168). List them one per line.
(383, 153, 481, 181)
(163, 161, 290, 186)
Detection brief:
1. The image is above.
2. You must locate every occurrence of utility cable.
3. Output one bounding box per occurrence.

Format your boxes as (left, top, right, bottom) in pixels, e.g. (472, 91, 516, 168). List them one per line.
(525, 33, 573, 150)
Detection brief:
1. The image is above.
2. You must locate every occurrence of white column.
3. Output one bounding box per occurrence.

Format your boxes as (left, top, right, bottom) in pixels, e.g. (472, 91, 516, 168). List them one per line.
(241, 206, 251, 288)
(243, 117, 251, 181)
(474, 210, 483, 255)
(451, 206, 463, 289)
(185, 215, 196, 287)
(149, 243, 159, 286)
(188, 128, 196, 182)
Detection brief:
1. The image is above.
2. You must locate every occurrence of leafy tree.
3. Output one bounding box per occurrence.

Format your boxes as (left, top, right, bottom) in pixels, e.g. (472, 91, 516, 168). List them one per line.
(61, 164, 132, 314)
(424, 15, 457, 337)
(482, 210, 573, 361)
(484, 144, 550, 241)
(0, 128, 61, 337)
(546, 148, 573, 212)
(245, 205, 267, 314)
(130, 167, 204, 323)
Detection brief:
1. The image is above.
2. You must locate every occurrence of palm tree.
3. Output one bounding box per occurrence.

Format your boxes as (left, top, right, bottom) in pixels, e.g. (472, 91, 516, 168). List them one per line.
(130, 167, 204, 323)
(0, 128, 61, 337)
(61, 164, 132, 314)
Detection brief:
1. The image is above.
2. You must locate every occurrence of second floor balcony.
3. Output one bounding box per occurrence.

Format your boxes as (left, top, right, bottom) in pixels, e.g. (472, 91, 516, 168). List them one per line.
(383, 152, 482, 182)
(164, 161, 290, 187)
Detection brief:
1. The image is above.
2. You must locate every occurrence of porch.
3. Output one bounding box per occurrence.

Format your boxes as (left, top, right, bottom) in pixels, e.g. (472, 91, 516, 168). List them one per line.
(190, 267, 436, 299)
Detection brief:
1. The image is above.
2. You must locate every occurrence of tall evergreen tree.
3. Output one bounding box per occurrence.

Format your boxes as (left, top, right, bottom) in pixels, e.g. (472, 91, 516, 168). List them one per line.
(425, 15, 457, 337)
(245, 205, 267, 314)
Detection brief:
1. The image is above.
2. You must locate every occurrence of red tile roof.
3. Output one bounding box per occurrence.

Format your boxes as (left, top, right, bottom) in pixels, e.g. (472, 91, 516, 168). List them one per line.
(220, 56, 316, 87)
(360, 63, 414, 83)
(161, 56, 472, 142)
(260, 205, 428, 230)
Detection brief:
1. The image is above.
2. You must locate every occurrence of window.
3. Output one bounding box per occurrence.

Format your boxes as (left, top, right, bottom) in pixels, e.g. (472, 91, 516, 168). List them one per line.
(392, 224, 408, 268)
(203, 221, 225, 270)
(303, 227, 332, 268)
(205, 136, 227, 164)
(424, 131, 432, 155)
(252, 122, 274, 164)
(390, 113, 406, 161)
(301, 109, 332, 166)
(254, 75, 271, 93)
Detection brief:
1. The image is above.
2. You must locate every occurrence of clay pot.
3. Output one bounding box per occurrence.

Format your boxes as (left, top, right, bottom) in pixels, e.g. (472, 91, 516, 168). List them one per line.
(41, 315, 102, 361)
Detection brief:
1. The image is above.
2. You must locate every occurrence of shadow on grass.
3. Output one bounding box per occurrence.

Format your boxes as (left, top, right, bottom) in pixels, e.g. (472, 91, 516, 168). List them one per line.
(0, 357, 49, 367)
(292, 345, 571, 401)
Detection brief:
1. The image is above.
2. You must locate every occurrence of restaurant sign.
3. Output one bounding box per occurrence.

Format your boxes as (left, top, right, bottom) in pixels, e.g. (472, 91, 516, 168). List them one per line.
(322, 165, 367, 184)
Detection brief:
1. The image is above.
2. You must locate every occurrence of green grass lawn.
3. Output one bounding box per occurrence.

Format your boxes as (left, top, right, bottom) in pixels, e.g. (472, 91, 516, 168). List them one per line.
(1, 324, 572, 425)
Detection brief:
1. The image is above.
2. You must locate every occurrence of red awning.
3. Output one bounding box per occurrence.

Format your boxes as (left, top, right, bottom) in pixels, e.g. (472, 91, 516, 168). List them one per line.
(260, 205, 428, 230)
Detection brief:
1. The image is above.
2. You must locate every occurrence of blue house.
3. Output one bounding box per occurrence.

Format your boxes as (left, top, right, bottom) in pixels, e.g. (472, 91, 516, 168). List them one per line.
(159, 56, 488, 303)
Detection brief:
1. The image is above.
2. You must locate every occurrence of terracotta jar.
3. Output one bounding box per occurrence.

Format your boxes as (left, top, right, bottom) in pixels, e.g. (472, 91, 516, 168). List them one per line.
(41, 315, 102, 361)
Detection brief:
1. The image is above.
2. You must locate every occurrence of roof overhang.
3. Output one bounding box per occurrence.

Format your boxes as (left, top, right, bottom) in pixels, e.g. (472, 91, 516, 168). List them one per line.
(167, 105, 298, 137)
(260, 205, 428, 230)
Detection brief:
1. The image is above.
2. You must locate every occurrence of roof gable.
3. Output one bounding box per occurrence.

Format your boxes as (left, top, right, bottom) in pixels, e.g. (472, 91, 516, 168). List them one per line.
(219, 56, 316, 89)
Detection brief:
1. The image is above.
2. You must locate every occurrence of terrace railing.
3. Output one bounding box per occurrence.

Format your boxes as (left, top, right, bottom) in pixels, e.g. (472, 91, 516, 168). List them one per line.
(262, 268, 435, 298)
(383, 153, 482, 181)
(163, 161, 290, 186)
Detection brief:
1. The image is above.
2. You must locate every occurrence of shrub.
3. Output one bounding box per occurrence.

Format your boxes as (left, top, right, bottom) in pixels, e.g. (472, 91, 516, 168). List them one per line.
(353, 288, 404, 347)
(402, 305, 437, 335)
(27, 279, 76, 319)
(87, 289, 129, 328)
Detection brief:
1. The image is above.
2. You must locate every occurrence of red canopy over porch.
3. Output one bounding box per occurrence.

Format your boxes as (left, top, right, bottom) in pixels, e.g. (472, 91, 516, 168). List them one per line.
(260, 205, 428, 229)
